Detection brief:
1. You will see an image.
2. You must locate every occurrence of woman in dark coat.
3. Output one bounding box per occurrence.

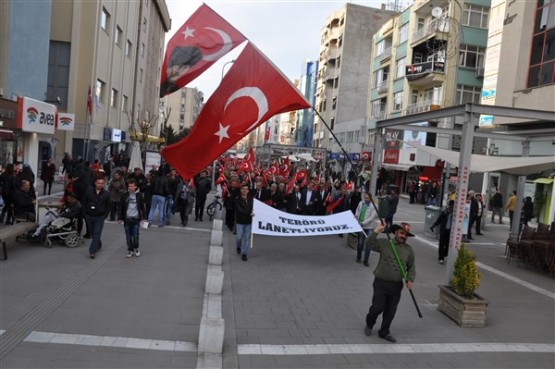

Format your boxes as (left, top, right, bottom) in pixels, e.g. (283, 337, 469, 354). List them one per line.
(41, 158, 56, 195)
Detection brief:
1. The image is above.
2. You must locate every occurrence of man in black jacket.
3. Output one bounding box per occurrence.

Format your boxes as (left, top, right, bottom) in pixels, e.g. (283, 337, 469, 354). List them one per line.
(119, 179, 147, 258)
(431, 200, 454, 264)
(194, 171, 212, 221)
(13, 180, 36, 221)
(147, 170, 169, 227)
(84, 177, 110, 258)
(235, 183, 254, 261)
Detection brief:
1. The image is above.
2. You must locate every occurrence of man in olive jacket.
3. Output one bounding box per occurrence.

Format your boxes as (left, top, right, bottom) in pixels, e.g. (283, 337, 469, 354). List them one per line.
(363, 221, 416, 343)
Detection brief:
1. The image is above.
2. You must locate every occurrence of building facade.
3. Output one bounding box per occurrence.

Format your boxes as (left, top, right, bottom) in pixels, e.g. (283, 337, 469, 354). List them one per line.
(160, 87, 204, 134)
(0, 0, 170, 177)
(313, 3, 397, 165)
(367, 0, 491, 191)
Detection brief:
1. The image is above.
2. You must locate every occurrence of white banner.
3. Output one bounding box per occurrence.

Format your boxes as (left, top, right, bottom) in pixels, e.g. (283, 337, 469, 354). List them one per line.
(18, 96, 56, 134)
(253, 199, 363, 237)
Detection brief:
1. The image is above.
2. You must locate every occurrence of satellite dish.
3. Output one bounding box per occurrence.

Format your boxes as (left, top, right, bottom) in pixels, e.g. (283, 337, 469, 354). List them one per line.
(431, 7, 443, 18)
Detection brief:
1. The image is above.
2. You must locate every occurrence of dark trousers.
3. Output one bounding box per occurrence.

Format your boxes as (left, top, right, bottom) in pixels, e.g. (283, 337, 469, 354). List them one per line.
(509, 210, 514, 227)
(385, 211, 395, 232)
(123, 219, 140, 251)
(178, 199, 189, 226)
(195, 195, 207, 220)
(475, 215, 482, 234)
(468, 217, 476, 238)
(86, 215, 105, 254)
(109, 201, 120, 221)
(438, 231, 450, 261)
(43, 180, 53, 195)
(225, 207, 235, 230)
(1, 198, 13, 224)
(366, 278, 403, 337)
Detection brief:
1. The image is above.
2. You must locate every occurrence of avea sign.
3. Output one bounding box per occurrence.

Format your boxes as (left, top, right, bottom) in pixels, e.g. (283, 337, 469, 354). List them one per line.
(17, 97, 56, 134)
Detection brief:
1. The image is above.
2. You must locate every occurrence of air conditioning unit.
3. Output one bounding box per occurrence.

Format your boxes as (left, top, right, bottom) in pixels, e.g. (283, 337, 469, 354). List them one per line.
(475, 67, 485, 78)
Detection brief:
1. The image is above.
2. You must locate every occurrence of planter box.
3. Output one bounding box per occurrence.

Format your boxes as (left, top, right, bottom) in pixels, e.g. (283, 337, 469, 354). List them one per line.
(437, 285, 488, 328)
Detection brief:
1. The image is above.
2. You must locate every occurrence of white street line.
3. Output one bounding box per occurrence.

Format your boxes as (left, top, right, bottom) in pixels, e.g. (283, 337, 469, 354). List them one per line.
(0, 330, 5, 336)
(414, 235, 555, 300)
(237, 343, 555, 355)
(24, 331, 197, 352)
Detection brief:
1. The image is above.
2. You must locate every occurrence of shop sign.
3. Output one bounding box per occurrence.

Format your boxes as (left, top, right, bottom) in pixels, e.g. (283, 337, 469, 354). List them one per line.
(384, 129, 402, 149)
(360, 151, 372, 161)
(112, 128, 122, 142)
(383, 149, 399, 164)
(57, 112, 75, 131)
(17, 97, 56, 134)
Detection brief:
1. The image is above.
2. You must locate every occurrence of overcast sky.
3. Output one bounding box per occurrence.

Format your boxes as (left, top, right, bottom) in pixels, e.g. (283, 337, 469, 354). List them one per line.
(164, 0, 399, 98)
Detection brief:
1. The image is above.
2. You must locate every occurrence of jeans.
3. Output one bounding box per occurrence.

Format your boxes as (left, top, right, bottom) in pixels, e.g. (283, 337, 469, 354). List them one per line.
(165, 196, 173, 223)
(236, 223, 252, 255)
(34, 210, 58, 235)
(357, 228, 373, 262)
(148, 194, 166, 226)
(86, 215, 106, 254)
(124, 219, 140, 251)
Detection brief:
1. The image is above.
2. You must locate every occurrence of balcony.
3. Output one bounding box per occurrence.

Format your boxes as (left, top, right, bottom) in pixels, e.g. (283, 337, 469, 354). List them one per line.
(380, 47, 392, 63)
(325, 48, 338, 63)
(405, 61, 446, 87)
(372, 110, 387, 121)
(376, 81, 389, 94)
(405, 101, 442, 116)
(411, 18, 450, 46)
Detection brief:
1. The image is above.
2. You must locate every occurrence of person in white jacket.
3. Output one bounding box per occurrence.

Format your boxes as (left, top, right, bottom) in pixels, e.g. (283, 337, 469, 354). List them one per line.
(355, 193, 379, 266)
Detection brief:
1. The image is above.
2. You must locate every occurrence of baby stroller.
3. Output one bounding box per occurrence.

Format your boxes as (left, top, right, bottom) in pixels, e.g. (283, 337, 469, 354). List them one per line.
(44, 217, 81, 248)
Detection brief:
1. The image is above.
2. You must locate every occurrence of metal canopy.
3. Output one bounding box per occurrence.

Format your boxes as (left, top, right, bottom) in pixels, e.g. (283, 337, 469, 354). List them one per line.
(369, 102, 555, 285)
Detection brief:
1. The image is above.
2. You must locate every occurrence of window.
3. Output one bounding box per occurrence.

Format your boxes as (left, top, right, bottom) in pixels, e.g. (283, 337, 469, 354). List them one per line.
(459, 44, 485, 68)
(143, 17, 147, 32)
(126, 40, 132, 57)
(139, 68, 143, 83)
(110, 88, 118, 108)
(376, 40, 385, 56)
(122, 95, 128, 112)
(336, 56, 341, 68)
(413, 52, 424, 64)
(528, 1, 555, 87)
(115, 26, 122, 46)
(398, 23, 408, 44)
(371, 98, 386, 118)
(47, 41, 70, 110)
(374, 67, 389, 88)
(456, 85, 481, 104)
(101, 8, 110, 32)
(462, 4, 489, 29)
(346, 132, 354, 144)
(393, 91, 403, 111)
(396, 57, 406, 78)
(141, 42, 145, 57)
(417, 17, 425, 30)
(95, 79, 105, 103)
(411, 89, 419, 105)
(330, 117, 335, 130)
(332, 96, 337, 110)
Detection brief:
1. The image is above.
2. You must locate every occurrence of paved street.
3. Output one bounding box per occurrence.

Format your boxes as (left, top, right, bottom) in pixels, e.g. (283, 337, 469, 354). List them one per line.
(1, 186, 554, 368)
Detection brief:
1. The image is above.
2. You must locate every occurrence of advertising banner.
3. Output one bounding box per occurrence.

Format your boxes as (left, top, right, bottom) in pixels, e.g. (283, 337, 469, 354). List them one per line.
(253, 199, 362, 237)
(17, 97, 56, 134)
(57, 112, 75, 131)
(383, 149, 400, 164)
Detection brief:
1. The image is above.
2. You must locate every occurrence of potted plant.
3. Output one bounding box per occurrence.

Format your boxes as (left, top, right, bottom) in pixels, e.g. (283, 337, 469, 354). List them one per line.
(438, 243, 488, 327)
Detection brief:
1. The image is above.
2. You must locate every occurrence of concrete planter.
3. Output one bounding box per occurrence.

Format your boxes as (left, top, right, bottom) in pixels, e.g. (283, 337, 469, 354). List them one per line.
(438, 285, 488, 328)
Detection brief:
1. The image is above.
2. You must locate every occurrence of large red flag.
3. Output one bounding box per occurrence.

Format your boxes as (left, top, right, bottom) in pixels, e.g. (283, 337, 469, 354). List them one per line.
(159, 4, 246, 97)
(162, 43, 311, 179)
(243, 147, 256, 164)
(279, 157, 290, 177)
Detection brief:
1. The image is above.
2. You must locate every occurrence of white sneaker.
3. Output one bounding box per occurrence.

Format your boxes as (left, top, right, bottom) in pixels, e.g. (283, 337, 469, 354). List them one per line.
(133, 249, 140, 257)
(126, 251, 133, 258)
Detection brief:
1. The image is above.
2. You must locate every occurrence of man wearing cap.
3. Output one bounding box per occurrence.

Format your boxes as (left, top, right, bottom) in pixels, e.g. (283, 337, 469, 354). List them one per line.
(431, 200, 454, 264)
(364, 221, 416, 343)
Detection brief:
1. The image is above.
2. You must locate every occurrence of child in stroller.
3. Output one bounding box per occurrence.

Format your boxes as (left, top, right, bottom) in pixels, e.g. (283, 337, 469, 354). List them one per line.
(30, 192, 82, 247)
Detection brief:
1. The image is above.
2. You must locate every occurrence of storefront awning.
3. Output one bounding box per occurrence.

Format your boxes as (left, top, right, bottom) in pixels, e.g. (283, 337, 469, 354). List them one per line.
(533, 177, 554, 184)
(407, 143, 555, 175)
(381, 163, 412, 171)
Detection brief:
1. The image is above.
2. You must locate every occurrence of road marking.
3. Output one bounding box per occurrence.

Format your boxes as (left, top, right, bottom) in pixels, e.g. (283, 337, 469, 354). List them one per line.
(24, 331, 197, 352)
(414, 235, 555, 300)
(0, 330, 5, 336)
(237, 343, 555, 355)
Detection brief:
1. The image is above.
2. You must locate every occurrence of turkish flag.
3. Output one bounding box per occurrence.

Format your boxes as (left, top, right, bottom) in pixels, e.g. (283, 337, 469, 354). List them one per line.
(215, 173, 227, 185)
(279, 157, 290, 177)
(160, 4, 246, 97)
(162, 42, 311, 179)
(243, 147, 256, 164)
(237, 160, 252, 174)
(264, 125, 270, 141)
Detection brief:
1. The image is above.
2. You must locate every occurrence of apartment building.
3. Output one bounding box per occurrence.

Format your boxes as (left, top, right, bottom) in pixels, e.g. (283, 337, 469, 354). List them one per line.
(367, 0, 491, 188)
(313, 3, 397, 162)
(160, 87, 204, 134)
(0, 0, 170, 173)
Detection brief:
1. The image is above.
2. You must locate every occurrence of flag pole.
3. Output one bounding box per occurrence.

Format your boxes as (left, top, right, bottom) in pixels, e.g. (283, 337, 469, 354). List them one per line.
(315, 107, 422, 318)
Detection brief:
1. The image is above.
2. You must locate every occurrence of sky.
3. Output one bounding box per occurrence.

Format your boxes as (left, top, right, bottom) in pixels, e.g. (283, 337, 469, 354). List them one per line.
(163, 0, 401, 98)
